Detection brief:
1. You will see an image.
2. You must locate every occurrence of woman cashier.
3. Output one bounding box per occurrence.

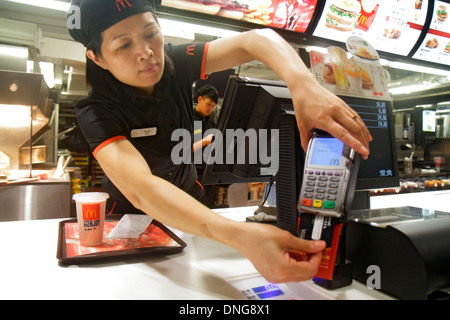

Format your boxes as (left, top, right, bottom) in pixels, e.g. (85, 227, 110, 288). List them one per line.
(67, 0, 371, 284)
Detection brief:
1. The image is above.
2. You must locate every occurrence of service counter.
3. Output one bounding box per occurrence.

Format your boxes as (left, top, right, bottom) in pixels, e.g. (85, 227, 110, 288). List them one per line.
(0, 170, 71, 222)
(0, 190, 449, 300)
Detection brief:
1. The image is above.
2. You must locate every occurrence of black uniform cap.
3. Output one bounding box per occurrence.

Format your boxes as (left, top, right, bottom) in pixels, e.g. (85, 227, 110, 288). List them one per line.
(67, 0, 155, 47)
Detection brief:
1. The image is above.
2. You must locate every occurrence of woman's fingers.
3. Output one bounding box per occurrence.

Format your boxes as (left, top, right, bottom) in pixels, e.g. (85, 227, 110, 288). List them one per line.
(295, 92, 373, 159)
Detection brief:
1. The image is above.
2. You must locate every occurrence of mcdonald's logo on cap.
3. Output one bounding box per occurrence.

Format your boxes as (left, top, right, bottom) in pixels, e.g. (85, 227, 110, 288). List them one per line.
(116, 0, 133, 12)
(82, 203, 100, 220)
(186, 44, 196, 56)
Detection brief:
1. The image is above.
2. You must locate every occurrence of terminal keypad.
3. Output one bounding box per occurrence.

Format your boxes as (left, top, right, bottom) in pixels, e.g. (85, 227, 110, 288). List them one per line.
(300, 170, 342, 210)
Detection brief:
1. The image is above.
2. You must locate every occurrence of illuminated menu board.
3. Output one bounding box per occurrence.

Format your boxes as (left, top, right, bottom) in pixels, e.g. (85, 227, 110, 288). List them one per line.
(160, 0, 318, 33)
(412, 1, 450, 66)
(313, 0, 429, 56)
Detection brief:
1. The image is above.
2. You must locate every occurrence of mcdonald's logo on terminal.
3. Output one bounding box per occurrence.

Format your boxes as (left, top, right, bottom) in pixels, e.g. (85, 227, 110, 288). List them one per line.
(82, 203, 100, 221)
(329, 158, 340, 166)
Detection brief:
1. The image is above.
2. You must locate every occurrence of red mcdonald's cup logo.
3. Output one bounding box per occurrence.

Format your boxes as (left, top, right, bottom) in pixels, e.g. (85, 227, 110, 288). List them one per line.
(82, 203, 100, 220)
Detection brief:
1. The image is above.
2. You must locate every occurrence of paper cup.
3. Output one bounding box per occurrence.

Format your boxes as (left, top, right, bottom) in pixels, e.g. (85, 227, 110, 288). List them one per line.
(73, 192, 109, 247)
(328, 46, 349, 90)
(434, 157, 444, 173)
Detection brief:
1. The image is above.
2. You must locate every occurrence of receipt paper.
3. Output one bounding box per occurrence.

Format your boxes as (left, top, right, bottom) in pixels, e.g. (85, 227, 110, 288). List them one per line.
(107, 214, 153, 239)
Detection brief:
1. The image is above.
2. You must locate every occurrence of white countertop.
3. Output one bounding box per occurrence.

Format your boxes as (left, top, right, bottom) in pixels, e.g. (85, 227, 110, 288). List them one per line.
(0, 190, 448, 300)
(370, 189, 450, 212)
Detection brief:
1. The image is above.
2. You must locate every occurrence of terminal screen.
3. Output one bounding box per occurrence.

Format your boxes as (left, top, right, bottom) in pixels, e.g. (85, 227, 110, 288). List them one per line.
(309, 138, 344, 167)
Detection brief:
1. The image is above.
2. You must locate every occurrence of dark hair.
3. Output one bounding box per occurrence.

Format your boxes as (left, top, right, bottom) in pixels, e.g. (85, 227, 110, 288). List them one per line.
(194, 85, 219, 104)
(85, 13, 174, 101)
(85, 31, 118, 95)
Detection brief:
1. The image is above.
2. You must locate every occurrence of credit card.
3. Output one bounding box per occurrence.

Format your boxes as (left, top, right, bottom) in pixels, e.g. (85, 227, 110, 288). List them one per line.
(298, 212, 336, 247)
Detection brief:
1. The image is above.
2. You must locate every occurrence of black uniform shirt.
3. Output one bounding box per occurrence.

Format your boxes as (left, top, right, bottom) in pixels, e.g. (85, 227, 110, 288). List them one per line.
(193, 107, 216, 142)
(193, 107, 216, 178)
(75, 42, 210, 212)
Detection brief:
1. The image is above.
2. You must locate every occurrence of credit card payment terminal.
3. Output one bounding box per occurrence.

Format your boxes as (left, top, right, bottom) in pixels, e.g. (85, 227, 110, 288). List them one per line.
(296, 130, 361, 283)
(297, 129, 360, 218)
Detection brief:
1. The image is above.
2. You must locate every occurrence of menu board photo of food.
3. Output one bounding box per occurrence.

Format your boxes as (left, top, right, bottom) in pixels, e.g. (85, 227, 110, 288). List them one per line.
(160, 0, 318, 33)
(313, 0, 429, 56)
(413, 1, 450, 66)
(310, 36, 390, 99)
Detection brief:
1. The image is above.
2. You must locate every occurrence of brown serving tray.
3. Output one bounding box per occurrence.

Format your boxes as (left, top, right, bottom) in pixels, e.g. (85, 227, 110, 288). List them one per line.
(57, 214, 186, 265)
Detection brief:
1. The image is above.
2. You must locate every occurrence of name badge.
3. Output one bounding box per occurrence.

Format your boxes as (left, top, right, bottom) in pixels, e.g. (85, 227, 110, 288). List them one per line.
(131, 127, 157, 138)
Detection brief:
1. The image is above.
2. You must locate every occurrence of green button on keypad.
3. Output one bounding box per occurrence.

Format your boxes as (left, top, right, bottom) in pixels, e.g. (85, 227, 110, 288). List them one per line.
(324, 201, 335, 209)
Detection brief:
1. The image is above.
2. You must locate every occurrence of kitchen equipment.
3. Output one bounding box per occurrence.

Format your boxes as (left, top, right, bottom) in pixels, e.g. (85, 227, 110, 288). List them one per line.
(0, 71, 71, 221)
(18, 125, 77, 165)
(18, 145, 46, 164)
(0, 179, 71, 221)
(53, 155, 72, 179)
(0, 151, 10, 180)
(0, 70, 52, 174)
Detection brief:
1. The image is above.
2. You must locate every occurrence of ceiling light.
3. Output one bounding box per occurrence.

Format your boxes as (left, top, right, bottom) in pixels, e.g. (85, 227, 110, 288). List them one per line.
(389, 61, 450, 77)
(39, 62, 55, 88)
(6, 1, 238, 40)
(159, 18, 239, 39)
(389, 83, 439, 95)
(27, 60, 34, 73)
(0, 105, 31, 128)
(0, 44, 28, 58)
(6, 0, 70, 11)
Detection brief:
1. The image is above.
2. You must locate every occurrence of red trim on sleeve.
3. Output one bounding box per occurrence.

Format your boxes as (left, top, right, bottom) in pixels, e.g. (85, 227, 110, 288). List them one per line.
(92, 136, 127, 159)
(196, 180, 205, 191)
(200, 42, 210, 80)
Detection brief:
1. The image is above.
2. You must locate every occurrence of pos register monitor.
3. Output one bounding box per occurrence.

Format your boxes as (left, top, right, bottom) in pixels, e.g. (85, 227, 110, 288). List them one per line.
(201, 76, 399, 233)
(201, 76, 292, 185)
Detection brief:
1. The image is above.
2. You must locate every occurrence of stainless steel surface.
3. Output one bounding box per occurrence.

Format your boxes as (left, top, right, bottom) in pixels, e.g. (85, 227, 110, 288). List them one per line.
(0, 181, 71, 221)
(404, 158, 413, 175)
(19, 145, 46, 164)
(0, 44, 28, 72)
(0, 70, 52, 171)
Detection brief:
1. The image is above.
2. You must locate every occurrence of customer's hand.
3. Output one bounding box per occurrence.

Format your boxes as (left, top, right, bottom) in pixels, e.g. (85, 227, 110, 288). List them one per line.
(234, 222, 326, 283)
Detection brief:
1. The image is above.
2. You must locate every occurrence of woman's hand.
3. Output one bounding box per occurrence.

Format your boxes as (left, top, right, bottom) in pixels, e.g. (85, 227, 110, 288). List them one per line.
(97, 138, 326, 284)
(290, 80, 372, 159)
(231, 222, 326, 283)
(206, 29, 373, 159)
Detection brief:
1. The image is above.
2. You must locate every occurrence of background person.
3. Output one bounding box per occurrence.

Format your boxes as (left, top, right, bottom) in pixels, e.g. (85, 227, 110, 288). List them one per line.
(192, 84, 218, 207)
(192, 84, 218, 154)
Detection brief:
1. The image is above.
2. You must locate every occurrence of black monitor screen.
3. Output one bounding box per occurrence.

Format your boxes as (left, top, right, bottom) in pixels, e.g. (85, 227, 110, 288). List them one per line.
(201, 76, 399, 191)
(201, 76, 292, 185)
(338, 95, 399, 190)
